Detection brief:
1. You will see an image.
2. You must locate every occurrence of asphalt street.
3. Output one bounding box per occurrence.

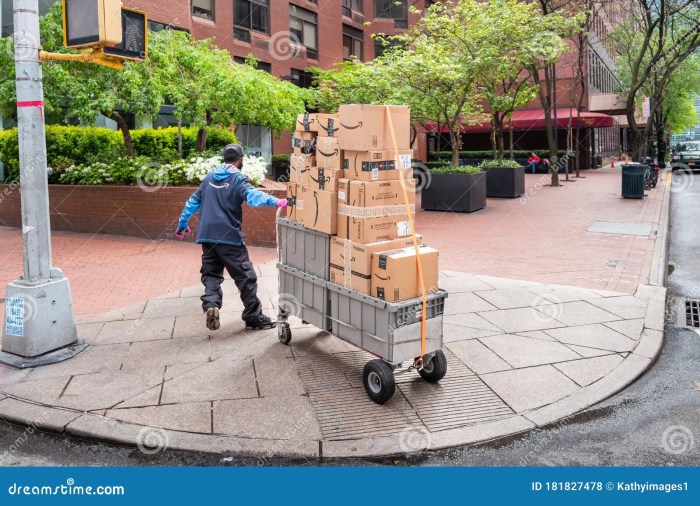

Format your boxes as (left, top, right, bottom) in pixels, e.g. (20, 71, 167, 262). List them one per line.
(0, 171, 698, 467)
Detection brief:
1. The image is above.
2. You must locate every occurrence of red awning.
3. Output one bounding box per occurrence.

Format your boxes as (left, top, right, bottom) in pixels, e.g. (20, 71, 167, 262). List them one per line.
(426, 108, 614, 133)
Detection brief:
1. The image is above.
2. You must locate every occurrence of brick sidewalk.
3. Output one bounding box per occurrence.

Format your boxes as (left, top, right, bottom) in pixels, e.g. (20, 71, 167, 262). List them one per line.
(0, 166, 662, 321)
(0, 229, 276, 320)
(418, 166, 663, 294)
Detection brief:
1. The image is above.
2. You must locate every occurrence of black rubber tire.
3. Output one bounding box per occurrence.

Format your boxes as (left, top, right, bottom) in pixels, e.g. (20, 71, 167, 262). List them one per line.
(362, 360, 396, 404)
(278, 325, 292, 345)
(418, 350, 448, 383)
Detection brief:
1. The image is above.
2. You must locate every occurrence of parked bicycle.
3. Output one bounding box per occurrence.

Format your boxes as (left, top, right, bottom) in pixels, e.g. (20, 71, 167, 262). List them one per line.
(643, 157, 659, 189)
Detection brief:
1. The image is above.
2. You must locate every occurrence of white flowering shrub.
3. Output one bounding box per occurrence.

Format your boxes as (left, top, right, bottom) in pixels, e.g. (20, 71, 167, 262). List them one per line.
(241, 155, 268, 187)
(59, 154, 270, 187)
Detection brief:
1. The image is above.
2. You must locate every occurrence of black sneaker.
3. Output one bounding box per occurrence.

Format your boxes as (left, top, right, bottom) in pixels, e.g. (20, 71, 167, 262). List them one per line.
(245, 313, 276, 330)
(205, 307, 220, 331)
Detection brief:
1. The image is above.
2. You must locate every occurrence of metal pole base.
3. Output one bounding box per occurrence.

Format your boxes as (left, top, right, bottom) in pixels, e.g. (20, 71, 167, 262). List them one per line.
(2, 276, 79, 359)
(0, 340, 87, 369)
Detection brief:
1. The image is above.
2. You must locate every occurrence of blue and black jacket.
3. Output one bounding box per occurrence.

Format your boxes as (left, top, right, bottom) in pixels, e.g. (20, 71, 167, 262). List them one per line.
(178, 165, 279, 245)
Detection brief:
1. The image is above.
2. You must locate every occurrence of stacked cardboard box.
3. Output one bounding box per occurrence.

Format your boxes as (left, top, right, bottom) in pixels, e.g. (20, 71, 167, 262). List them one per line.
(288, 105, 439, 302)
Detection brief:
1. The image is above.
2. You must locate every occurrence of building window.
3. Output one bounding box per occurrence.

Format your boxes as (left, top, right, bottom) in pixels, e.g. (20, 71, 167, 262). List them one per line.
(192, 0, 215, 21)
(289, 68, 314, 89)
(343, 25, 364, 61)
(148, 21, 189, 33)
(289, 6, 318, 60)
(374, 0, 407, 26)
(234, 56, 272, 73)
(342, 0, 363, 17)
(234, 0, 270, 42)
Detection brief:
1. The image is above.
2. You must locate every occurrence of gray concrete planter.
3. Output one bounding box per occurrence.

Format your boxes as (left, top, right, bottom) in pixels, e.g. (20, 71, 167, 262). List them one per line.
(421, 171, 486, 213)
(485, 165, 525, 198)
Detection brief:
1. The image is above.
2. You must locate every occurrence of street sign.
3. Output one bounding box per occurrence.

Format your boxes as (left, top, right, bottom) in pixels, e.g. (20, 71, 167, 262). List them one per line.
(642, 97, 650, 119)
(62, 0, 122, 48)
(103, 7, 148, 61)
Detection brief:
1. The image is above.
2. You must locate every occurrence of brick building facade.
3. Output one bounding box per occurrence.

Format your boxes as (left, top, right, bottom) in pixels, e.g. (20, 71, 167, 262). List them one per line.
(0, 1, 623, 165)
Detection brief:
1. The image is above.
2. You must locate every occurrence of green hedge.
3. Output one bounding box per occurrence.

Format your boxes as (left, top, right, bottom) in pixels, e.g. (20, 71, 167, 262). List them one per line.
(430, 150, 574, 160)
(0, 125, 237, 182)
(131, 127, 237, 163)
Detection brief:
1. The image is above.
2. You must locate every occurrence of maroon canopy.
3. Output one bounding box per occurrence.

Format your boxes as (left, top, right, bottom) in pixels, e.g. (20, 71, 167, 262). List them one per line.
(426, 108, 615, 133)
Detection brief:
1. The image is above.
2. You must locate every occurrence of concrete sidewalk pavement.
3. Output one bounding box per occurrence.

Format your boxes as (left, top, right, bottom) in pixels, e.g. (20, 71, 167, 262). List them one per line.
(0, 267, 667, 459)
(0, 165, 671, 458)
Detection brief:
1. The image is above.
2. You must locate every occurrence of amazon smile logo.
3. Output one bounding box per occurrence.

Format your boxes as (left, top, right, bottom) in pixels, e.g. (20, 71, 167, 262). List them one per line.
(209, 182, 230, 189)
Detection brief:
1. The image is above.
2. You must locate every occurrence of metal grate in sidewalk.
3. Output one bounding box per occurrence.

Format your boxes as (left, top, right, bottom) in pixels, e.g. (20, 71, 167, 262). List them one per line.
(295, 349, 516, 440)
(687, 300, 700, 328)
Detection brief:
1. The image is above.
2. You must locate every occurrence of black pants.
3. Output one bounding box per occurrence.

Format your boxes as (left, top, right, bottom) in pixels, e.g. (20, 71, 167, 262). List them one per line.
(200, 243, 262, 322)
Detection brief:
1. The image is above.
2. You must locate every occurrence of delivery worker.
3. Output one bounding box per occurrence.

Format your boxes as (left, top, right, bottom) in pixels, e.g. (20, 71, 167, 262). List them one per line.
(176, 144, 287, 331)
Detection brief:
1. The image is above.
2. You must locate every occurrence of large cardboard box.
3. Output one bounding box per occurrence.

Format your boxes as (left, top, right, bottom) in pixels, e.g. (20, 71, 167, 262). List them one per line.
(370, 246, 439, 302)
(337, 179, 416, 207)
(296, 113, 339, 136)
(337, 179, 416, 243)
(343, 149, 412, 181)
(292, 131, 316, 156)
(338, 104, 411, 151)
(296, 112, 317, 132)
(316, 136, 342, 170)
(307, 167, 343, 192)
(329, 236, 422, 294)
(290, 154, 315, 185)
(302, 187, 337, 235)
(286, 183, 300, 222)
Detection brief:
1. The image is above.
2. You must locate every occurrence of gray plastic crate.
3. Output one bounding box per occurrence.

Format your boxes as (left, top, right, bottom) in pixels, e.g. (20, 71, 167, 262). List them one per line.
(277, 263, 331, 331)
(277, 218, 331, 280)
(327, 284, 447, 364)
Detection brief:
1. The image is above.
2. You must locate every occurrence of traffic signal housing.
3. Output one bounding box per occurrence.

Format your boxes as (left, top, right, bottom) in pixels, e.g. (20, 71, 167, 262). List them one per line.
(103, 7, 148, 61)
(62, 0, 122, 49)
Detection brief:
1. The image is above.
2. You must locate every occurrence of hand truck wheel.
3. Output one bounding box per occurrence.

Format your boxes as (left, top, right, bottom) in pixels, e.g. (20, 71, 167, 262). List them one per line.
(418, 350, 447, 383)
(277, 324, 292, 345)
(362, 359, 395, 404)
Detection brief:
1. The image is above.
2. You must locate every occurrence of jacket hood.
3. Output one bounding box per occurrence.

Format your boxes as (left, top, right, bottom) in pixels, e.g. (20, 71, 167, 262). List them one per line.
(212, 164, 237, 181)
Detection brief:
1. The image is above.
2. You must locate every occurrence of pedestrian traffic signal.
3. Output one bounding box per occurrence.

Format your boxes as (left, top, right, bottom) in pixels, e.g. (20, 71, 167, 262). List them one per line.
(62, 0, 123, 49)
(103, 8, 148, 61)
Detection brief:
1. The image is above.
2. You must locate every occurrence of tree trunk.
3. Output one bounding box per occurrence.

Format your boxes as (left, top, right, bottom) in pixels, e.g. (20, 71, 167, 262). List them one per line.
(196, 111, 213, 152)
(490, 115, 498, 160)
(196, 128, 208, 153)
(496, 120, 505, 160)
(508, 120, 514, 160)
(625, 94, 641, 162)
(449, 126, 460, 167)
(110, 112, 134, 158)
(177, 118, 183, 159)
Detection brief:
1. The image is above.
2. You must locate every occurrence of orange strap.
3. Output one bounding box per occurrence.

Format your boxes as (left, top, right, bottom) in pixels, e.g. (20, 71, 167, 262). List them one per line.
(385, 106, 427, 361)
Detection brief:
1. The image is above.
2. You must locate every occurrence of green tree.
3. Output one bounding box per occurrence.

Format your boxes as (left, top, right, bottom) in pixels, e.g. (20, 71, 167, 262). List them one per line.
(610, 0, 700, 161)
(1, 3, 161, 157)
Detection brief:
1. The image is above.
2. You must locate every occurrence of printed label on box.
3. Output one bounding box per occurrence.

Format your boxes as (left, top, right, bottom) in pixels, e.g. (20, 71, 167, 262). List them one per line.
(399, 154, 412, 169)
(5, 296, 24, 337)
(397, 220, 411, 237)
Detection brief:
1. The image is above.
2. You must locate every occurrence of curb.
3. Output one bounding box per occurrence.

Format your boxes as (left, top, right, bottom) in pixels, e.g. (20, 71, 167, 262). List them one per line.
(0, 287, 667, 460)
(649, 168, 672, 287)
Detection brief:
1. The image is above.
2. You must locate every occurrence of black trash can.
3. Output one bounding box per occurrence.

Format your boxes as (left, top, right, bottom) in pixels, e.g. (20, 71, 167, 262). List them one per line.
(621, 163, 646, 199)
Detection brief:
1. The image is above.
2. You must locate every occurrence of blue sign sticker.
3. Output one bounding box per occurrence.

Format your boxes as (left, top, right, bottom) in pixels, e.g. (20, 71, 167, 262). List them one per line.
(5, 296, 24, 337)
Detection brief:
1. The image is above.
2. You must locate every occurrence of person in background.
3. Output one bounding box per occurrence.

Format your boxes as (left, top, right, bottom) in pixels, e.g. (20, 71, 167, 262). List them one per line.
(176, 144, 288, 331)
(527, 153, 541, 174)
